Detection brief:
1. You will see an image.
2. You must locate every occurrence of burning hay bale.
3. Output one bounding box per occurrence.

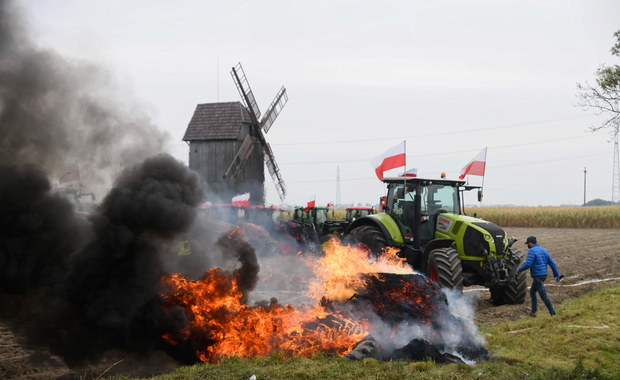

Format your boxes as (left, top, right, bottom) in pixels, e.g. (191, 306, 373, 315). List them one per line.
(158, 238, 488, 365)
(340, 273, 489, 363)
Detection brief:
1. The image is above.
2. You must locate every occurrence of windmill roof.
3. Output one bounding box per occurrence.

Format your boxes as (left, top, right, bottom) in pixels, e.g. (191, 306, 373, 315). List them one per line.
(183, 101, 252, 141)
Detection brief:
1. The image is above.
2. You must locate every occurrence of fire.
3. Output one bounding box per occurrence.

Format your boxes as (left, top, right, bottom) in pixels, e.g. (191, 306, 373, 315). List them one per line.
(306, 237, 414, 302)
(159, 237, 430, 362)
(160, 268, 367, 361)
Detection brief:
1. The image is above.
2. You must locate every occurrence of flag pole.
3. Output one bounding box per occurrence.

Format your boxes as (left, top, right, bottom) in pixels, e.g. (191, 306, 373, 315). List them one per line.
(403, 140, 408, 201)
(404, 140, 407, 173)
(481, 147, 487, 189)
(480, 147, 487, 204)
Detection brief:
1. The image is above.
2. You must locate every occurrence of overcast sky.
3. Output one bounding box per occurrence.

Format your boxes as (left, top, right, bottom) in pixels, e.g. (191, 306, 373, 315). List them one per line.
(22, 0, 620, 207)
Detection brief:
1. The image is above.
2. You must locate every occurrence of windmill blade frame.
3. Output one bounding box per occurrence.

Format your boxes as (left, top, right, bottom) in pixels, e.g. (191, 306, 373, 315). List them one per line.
(263, 141, 286, 200)
(224, 134, 256, 182)
(231, 63, 261, 126)
(260, 86, 288, 133)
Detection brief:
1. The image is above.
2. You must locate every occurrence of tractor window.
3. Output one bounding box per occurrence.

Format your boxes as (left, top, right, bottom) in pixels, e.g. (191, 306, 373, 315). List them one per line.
(315, 209, 328, 225)
(388, 184, 416, 228)
(422, 184, 459, 215)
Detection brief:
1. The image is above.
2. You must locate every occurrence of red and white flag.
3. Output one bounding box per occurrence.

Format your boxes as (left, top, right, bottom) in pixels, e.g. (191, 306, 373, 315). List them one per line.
(59, 169, 80, 184)
(327, 202, 334, 207)
(400, 168, 418, 177)
(232, 192, 250, 206)
(458, 147, 487, 179)
(371, 141, 406, 180)
(303, 199, 316, 212)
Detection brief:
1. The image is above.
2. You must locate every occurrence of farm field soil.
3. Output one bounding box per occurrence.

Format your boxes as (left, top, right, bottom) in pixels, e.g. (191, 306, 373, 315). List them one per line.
(474, 227, 620, 326)
(1, 228, 619, 379)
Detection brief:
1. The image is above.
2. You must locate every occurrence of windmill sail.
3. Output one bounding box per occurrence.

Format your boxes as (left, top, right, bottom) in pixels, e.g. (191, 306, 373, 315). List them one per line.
(228, 62, 287, 201)
(260, 86, 288, 133)
(224, 134, 256, 182)
(231, 63, 261, 125)
(263, 142, 286, 200)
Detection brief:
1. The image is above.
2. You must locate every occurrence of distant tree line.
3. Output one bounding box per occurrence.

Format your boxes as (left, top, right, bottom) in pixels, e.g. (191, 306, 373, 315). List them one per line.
(584, 198, 620, 206)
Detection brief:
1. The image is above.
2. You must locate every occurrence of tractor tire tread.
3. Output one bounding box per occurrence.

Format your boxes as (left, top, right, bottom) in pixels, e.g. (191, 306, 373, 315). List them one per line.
(428, 247, 464, 290)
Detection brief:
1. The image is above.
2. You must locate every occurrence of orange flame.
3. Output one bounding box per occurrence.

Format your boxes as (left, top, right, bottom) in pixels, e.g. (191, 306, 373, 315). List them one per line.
(306, 237, 414, 302)
(160, 238, 423, 362)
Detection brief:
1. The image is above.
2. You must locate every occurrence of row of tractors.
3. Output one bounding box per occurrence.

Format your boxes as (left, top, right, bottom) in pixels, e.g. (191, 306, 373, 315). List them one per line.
(199, 175, 527, 306)
(199, 203, 375, 255)
(59, 173, 526, 306)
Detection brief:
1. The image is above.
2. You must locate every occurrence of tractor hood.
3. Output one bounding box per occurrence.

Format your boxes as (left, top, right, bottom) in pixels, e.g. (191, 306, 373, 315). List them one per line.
(435, 213, 507, 260)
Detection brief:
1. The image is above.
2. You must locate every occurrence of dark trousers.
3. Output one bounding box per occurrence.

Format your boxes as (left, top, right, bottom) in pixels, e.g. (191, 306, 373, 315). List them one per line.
(530, 275, 555, 315)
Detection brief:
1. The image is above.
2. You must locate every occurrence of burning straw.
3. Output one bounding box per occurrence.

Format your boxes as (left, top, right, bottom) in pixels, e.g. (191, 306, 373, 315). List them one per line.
(158, 237, 488, 364)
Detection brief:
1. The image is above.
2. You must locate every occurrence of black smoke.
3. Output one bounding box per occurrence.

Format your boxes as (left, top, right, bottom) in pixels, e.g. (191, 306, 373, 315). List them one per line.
(0, 0, 167, 195)
(0, 0, 218, 368)
(0, 155, 205, 366)
(216, 227, 260, 304)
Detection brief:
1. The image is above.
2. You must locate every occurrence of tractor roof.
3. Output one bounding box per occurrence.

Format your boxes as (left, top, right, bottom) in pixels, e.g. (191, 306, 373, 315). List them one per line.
(382, 176, 467, 187)
(346, 206, 374, 210)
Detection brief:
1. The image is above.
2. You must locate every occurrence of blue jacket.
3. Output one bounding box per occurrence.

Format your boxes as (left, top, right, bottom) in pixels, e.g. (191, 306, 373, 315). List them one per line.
(518, 244, 560, 278)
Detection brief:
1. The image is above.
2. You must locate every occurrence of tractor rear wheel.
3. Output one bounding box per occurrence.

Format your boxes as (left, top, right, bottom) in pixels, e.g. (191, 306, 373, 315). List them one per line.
(426, 248, 464, 290)
(348, 224, 388, 258)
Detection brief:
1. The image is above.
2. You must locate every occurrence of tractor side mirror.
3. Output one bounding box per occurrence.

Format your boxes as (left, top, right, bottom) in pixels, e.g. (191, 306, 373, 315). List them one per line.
(477, 189, 483, 202)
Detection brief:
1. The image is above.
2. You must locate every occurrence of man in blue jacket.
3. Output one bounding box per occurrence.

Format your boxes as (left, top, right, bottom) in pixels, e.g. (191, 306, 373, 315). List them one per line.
(517, 236, 561, 316)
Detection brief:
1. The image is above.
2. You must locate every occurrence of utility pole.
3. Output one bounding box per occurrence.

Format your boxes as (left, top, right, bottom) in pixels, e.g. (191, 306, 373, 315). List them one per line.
(613, 124, 620, 204)
(583, 167, 587, 206)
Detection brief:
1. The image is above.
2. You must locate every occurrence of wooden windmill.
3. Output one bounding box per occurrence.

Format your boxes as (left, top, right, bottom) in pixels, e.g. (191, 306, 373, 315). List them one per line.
(183, 63, 287, 204)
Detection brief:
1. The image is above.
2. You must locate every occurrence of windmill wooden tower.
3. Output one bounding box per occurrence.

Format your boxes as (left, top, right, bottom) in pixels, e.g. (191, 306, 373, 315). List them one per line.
(183, 63, 287, 204)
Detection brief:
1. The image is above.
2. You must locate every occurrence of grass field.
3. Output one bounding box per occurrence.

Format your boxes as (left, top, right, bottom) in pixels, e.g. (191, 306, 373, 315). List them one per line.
(109, 284, 620, 380)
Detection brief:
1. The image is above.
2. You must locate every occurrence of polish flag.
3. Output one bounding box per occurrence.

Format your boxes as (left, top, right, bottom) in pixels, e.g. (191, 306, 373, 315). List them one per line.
(400, 168, 418, 177)
(232, 192, 250, 206)
(371, 141, 406, 180)
(303, 199, 316, 212)
(458, 148, 487, 179)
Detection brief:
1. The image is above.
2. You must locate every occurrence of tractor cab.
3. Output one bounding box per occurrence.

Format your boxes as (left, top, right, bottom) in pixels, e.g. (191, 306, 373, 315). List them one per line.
(384, 178, 465, 247)
(345, 207, 375, 222)
(292, 206, 331, 238)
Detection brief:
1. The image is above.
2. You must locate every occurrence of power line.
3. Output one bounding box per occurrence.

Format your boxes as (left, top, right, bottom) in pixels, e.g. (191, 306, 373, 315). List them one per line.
(280, 131, 607, 166)
(285, 151, 609, 184)
(272, 114, 597, 146)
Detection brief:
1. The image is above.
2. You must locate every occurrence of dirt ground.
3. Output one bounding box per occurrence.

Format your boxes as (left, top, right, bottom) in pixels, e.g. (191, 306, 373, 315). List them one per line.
(1, 227, 619, 379)
(474, 227, 620, 326)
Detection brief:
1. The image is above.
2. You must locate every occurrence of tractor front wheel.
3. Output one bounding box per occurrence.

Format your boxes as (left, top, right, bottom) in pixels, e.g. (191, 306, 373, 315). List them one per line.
(490, 271, 527, 305)
(426, 248, 464, 290)
(348, 224, 389, 258)
(490, 251, 527, 305)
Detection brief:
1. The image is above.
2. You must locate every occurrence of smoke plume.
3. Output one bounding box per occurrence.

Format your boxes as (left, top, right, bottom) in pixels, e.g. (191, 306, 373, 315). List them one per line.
(0, 0, 213, 367)
(0, 0, 168, 196)
(0, 155, 204, 366)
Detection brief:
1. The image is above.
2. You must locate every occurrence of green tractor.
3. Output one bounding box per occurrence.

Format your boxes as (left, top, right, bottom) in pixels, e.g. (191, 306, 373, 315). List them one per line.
(292, 206, 343, 242)
(343, 176, 526, 305)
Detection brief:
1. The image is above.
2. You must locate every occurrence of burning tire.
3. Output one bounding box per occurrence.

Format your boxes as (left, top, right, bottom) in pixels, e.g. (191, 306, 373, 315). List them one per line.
(426, 248, 463, 290)
(348, 224, 388, 258)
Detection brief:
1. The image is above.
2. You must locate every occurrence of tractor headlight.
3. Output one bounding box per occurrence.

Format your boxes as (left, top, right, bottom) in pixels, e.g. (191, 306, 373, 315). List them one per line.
(484, 234, 492, 241)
